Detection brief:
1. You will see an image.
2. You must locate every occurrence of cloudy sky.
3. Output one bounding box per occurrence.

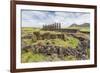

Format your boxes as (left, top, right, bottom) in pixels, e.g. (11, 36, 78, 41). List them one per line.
(21, 9, 90, 28)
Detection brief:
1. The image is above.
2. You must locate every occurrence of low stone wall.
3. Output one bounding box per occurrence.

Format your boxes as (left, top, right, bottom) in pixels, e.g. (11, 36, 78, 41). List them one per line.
(32, 32, 66, 40)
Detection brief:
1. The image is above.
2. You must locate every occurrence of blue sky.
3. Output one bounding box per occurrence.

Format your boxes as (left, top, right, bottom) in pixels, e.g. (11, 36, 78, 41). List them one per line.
(21, 10, 90, 28)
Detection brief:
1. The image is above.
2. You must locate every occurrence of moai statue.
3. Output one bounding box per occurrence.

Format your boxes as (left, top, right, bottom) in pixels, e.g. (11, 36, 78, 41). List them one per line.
(54, 23, 56, 30)
(44, 24, 46, 30)
(49, 24, 52, 31)
(51, 24, 53, 31)
(48, 25, 50, 30)
(42, 25, 44, 29)
(59, 23, 61, 29)
(55, 22, 58, 30)
(46, 25, 48, 30)
(44, 25, 46, 30)
(57, 23, 59, 30)
(56, 23, 58, 30)
(53, 24, 55, 30)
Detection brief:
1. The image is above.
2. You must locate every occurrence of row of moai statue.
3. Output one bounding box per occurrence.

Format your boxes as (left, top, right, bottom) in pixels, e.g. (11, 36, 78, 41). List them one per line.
(43, 23, 61, 30)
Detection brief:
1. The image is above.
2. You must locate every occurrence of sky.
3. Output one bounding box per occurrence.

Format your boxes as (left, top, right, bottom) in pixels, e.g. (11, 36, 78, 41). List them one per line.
(21, 9, 90, 28)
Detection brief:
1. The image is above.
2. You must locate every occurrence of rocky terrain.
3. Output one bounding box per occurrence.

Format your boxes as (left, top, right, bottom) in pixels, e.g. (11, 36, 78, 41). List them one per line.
(21, 28, 90, 62)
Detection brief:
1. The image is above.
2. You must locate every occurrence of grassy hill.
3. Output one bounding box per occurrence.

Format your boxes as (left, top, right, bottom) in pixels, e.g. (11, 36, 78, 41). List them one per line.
(67, 23, 90, 32)
(70, 23, 89, 27)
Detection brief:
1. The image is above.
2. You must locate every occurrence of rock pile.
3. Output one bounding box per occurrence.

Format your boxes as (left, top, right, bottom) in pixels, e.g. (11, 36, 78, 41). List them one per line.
(22, 39, 89, 60)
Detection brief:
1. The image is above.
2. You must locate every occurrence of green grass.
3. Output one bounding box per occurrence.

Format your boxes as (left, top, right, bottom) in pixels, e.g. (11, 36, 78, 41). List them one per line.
(48, 39, 68, 47)
(21, 48, 89, 62)
(21, 51, 77, 63)
(86, 48, 90, 59)
(21, 52, 47, 63)
(21, 27, 41, 36)
(22, 39, 33, 45)
(65, 27, 90, 32)
(22, 27, 40, 31)
(21, 51, 61, 62)
(66, 37, 79, 48)
(64, 55, 77, 60)
(80, 27, 90, 32)
(40, 30, 61, 35)
(32, 39, 68, 48)
(32, 37, 79, 48)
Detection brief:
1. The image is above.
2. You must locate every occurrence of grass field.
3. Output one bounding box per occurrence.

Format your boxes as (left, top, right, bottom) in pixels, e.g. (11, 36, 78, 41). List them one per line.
(65, 27, 90, 32)
(21, 27, 90, 62)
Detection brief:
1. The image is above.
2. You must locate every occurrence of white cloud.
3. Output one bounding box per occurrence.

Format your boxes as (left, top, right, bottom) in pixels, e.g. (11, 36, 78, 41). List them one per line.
(21, 10, 90, 28)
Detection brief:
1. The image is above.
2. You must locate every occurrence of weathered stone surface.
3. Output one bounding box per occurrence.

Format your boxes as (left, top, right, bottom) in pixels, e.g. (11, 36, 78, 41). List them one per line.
(22, 34, 33, 39)
(22, 41, 88, 60)
(32, 32, 66, 40)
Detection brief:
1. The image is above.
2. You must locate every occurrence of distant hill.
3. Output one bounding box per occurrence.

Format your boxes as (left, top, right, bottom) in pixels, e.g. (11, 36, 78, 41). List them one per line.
(69, 23, 90, 28)
(70, 23, 78, 27)
(68, 23, 90, 32)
